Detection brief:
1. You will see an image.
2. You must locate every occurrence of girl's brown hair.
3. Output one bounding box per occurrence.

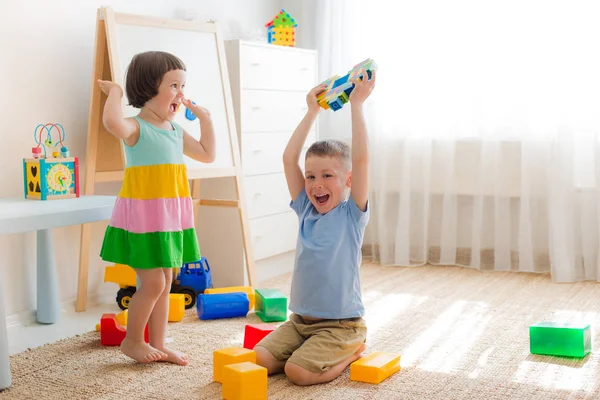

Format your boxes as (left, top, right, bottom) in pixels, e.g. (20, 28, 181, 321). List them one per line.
(125, 51, 186, 108)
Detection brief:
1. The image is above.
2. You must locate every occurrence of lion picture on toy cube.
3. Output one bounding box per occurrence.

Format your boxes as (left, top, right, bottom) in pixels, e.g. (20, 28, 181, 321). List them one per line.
(23, 157, 80, 200)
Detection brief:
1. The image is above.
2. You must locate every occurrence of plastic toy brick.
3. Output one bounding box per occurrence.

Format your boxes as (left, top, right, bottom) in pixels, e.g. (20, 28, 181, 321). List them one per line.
(529, 322, 592, 357)
(265, 9, 297, 47)
(254, 289, 287, 322)
(213, 347, 256, 383)
(350, 351, 401, 384)
(222, 361, 268, 400)
(197, 292, 250, 320)
(168, 293, 185, 322)
(115, 309, 128, 326)
(243, 324, 276, 350)
(317, 58, 378, 111)
(99, 313, 149, 346)
(204, 286, 256, 310)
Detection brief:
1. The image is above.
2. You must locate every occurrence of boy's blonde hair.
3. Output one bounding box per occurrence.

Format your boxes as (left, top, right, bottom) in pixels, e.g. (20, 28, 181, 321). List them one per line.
(305, 139, 351, 171)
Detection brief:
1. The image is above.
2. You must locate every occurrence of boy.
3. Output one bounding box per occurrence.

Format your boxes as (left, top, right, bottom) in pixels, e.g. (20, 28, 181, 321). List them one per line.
(255, 69, 376, 386)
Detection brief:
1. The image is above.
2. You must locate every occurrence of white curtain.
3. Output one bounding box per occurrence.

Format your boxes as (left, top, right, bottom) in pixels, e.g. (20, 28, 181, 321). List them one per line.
(308, 0, 600, 282)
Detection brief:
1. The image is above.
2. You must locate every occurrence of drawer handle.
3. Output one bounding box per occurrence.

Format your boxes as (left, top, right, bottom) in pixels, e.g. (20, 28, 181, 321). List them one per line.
(253, 192, 263, 198)
(252, 106, 262, 111)
(253, 149, 262, 154)
(300, 67, 309, 71)
(251, 62, 261, 67)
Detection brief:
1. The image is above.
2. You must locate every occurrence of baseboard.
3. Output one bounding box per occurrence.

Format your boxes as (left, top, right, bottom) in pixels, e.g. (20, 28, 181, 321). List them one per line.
(5, 292, 114, 331)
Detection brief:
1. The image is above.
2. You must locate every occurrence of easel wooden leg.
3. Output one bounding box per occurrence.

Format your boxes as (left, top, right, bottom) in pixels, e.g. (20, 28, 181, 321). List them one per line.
(233, 175, 256, 287)
(76, 223, 92, 312)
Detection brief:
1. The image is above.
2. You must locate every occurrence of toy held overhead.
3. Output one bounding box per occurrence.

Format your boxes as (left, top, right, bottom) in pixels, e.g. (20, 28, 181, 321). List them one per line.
(317, 58, 378, 112)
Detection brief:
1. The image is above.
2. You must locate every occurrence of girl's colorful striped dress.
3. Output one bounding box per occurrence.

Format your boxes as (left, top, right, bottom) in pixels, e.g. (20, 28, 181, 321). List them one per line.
(100, 116, 200, 269)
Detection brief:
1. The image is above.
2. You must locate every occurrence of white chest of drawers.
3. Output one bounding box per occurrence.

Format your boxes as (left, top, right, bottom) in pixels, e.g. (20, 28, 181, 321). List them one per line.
(225, 40, 318, 261)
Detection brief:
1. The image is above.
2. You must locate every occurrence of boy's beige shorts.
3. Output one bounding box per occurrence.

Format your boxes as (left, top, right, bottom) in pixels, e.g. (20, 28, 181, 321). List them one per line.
(255, 313, 367, 373)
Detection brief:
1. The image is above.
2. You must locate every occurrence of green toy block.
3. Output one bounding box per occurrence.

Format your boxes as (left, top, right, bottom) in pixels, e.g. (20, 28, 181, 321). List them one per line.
(529, 322, 592, 358)
(255, 289, 287, 322)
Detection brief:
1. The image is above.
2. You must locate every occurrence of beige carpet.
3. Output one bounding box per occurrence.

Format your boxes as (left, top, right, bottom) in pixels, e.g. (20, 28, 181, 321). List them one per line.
(3, 263, 600, 399)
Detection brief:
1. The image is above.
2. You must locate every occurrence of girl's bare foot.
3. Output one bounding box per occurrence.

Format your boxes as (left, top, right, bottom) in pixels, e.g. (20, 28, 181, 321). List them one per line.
(120, 338, 167, 363)
(155, 347, 189, 366)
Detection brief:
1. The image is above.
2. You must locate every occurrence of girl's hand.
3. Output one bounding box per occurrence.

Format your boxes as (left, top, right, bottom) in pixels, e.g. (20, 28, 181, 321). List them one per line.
(349, 69, 376, 106)
(306, 83, 328, 115)
(97, 80, 123, 97)
(182, 98, 211, 122)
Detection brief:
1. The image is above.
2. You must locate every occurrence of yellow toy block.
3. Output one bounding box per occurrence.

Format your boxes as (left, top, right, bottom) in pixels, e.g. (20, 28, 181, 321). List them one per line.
(222, 362, 267, 400)
(213, 347, 256, 383)
(168, 293, 185, 322)
(204, 286, 255, 310)
(350, 351, 401, 384)
(115, 309, 128, 326)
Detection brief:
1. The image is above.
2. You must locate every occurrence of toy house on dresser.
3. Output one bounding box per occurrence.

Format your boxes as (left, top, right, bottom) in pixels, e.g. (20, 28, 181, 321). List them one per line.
(265, 9, 297, 47)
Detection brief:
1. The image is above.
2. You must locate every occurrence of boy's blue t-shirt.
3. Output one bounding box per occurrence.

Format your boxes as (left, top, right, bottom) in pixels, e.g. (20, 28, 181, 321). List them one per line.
(289, 188, 369, 319)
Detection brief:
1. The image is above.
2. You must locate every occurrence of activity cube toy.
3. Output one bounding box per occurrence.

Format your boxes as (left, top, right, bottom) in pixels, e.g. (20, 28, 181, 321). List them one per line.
(99, 313, 149, 346)
(197, 292, 250, 320)
(254, 289, 287, 322)
(24, 123, 79, 200)
(204, 286, 255, 310)
(265, 9, 297, 47)
(529, 322, 592, 357)
(350, 352, 401, 384)
(168, 293, 185, 322)
(213, 347, 256, 383)
(317, 58, 378, 112)
(222, 362, 268, 400)
(243, 324, 276, 350)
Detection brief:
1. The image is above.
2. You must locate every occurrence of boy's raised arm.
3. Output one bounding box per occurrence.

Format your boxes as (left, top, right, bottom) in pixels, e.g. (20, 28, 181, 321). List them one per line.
(349, 69, 376, 212)
(283, 84, 327, 201)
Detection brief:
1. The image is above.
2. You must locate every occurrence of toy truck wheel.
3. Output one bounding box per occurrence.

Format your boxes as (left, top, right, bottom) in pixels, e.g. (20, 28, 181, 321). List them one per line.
(116, 287, 136, 310)
(180, 288, 196, 309)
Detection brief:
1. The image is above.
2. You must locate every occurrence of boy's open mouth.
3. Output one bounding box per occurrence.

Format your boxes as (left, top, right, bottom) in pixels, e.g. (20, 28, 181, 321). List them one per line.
(315, 194, 329, 205)
(170, 103, 180, 112)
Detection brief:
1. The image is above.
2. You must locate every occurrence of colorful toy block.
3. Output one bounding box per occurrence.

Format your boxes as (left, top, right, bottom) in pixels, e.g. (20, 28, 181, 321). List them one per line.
(317, 58, 378, 112)
(213, 347, 256, 383)
(204, 286, 255, 310)
(254, 289, 287, 322)
(23, 157, 79, 200)
(243, 324, 276, 350)
(529, 322, 592, 357)
(24, 123, 79, 200)
(222, 362, 268, 400)
(168, 293, 185, 322)
(197, 292, 249, 320)
(350, 352, 401, 384)
(99, 313, 148, 346)
(265, 9, 297, 47)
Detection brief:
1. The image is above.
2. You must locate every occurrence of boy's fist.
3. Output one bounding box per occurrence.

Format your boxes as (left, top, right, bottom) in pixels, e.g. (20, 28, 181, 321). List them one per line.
(306, 83, 328, 114)
(349, 69, 376, 105)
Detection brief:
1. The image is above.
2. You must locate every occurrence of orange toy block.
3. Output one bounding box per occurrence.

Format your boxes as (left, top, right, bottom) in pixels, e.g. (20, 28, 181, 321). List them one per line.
(204, 286, 255, 310)
(213, 347, 256, 383)
(350, 351, 401, 384)
(100, 313, 149, 346)
(168, 293, 185, 322)
(222, 362, 267, 400)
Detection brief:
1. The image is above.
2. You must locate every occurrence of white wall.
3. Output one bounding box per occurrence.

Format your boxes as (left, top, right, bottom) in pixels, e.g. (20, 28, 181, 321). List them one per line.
(0, 0, 283, 317)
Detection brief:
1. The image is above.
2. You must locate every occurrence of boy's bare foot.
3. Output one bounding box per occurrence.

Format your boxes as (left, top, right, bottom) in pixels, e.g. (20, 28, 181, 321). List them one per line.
(120, 338, 167, 363)
(155, 347, 189, 366)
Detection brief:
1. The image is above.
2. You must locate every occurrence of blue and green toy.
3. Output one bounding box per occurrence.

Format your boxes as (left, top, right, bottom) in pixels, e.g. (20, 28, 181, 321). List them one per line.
(317, 58, 378, 112)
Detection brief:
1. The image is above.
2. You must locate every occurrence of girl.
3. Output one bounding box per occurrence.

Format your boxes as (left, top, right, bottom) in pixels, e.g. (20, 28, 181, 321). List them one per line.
(98, 51, 216, 366)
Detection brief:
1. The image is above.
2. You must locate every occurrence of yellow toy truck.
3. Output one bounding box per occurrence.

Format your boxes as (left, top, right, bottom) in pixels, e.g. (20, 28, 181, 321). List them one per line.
(104, 257, 213, 310)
